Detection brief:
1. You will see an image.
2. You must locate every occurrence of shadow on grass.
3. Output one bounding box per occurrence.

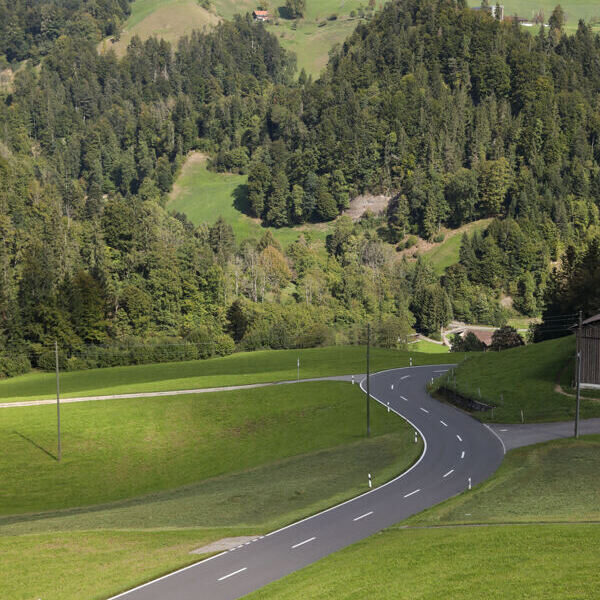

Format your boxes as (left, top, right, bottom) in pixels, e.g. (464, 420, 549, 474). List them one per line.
(232, 183, 250, 215)
(14, 431, 58, 461)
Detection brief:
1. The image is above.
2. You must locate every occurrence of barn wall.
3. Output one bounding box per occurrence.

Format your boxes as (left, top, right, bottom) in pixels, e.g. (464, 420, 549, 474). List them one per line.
(578, 322, 600, 385)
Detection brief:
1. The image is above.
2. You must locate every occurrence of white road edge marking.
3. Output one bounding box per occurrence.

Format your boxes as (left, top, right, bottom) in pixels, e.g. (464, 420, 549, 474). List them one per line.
(484, 424, 507, 455)
(440, 420, 448, 427)
(400, 395, 408, 401)
(434, 369, 449, 373)
(292, 537, 316, 549)
(443, 469, 454, 478)
(420, 407, 429, 413)
(456, 434, 462, 442)
(218, 567, 247, 582)
(400, 375, 410, 380)
(404, 489, 420, 498)
(353, 511, 374, 522)
(461, 450, 465, 459)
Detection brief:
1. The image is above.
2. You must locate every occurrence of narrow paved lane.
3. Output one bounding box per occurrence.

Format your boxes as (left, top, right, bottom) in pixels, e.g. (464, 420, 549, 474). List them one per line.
(108, 365, 505, 600)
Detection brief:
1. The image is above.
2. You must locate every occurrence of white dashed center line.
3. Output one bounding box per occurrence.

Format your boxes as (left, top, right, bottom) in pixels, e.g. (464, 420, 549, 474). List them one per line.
(440, 420, 448, 427)
(456, 434, 463, 442)
(400, 396, 408, 401)
(218, 568, 247, 582)
(443, 469, 455, 478)
(353, 511, 374, 522)
(400, 375, 410, 380)
(461, 450, 465, 459)
(291, 537, 316, 549)
(404, 489, 421, 498)
(420, 407, 429, 414)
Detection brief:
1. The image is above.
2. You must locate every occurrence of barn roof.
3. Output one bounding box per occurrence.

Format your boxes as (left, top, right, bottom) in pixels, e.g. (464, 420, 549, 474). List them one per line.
(582, 313, 600, 326)
(462, 328, 495, 347)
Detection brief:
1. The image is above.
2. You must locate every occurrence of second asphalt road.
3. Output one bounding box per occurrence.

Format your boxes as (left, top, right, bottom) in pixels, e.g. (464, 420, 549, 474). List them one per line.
(109, 364, 506, 600)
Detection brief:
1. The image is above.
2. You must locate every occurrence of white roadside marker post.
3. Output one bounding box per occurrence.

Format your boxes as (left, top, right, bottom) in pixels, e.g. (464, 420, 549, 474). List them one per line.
(414, 430, 418, 444)
(368, 473, 372, 488)
(409, 357, 413, 367)
(387, 402, 390, 412)
(468, 477, 472, 490)
(351, 374, 354, 385)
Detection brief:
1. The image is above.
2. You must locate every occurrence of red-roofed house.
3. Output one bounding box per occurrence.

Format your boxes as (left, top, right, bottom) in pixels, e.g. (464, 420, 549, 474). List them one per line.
(253, 10, 270, 21)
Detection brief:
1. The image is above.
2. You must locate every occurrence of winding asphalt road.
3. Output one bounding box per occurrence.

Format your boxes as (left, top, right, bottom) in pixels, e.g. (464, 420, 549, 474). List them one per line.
(108, 364, 505, 600)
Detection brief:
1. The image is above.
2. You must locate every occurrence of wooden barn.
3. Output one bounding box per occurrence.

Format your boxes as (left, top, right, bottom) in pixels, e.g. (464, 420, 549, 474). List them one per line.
(576, 313, 600, 389)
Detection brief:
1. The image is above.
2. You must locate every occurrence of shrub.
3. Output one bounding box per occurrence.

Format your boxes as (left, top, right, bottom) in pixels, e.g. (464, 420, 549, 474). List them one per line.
(0, 354, 31, 378)
(433, 232, 445, 243)
(37, 349, 67, 371)
(328, 13, 338, 20)
(405, 235, 418, 249)
(214, 334, 235, 356)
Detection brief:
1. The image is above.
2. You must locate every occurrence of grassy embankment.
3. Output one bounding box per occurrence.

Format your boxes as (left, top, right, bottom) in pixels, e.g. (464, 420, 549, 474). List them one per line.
(0, 345, 457, 403)
(1, 381, 422, 599)
(432, 335, 600, 422)
(246, 435, 600, 599)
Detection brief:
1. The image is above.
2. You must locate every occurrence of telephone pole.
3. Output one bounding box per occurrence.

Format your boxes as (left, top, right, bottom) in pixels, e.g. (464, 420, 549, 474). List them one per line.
(55, 341, 61, 461)
(575, 310, 582, 439)
(366, 323, 371, 438)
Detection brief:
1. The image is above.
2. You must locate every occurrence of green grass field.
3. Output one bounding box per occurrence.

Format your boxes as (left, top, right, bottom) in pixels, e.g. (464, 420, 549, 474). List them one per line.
(0, 345, 457, 403)
(409, 340, 449, 353)
(1, 382, 419, 515)
(500, 0, 600, 31)
(424, 219, 491, 275)
(246, 524, 600, 599)
(434, 335, 600, 422)
(246, 435, 600, 599)
(103, 0, 220, 56)
(0, 528, 241, 600)
(107, 0, 385, 76)
(168, 153, 331, 246)
(1, 380, 422, 599)
(274, 16, 362, 77)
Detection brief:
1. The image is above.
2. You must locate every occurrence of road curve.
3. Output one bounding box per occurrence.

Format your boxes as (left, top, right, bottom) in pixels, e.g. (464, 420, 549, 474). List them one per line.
(107, 364, 505, 600)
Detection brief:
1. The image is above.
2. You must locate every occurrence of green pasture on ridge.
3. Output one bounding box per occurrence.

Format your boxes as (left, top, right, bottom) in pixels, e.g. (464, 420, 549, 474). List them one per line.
(0, 346, 458, 403)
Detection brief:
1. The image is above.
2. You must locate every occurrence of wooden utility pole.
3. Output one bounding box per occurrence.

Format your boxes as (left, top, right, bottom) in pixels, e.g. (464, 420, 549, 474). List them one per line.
(366, 323, 371, 438)
(575, 310, 582, 438)
(55, 341, 61, 461)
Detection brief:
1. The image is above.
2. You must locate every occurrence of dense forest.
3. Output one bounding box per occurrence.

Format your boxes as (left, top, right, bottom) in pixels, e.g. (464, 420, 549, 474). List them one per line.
(0, 0, 132, 64)
(1, 0, 599, 376)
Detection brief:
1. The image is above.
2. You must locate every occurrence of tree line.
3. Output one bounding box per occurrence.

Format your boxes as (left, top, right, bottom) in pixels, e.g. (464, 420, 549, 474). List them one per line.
(1, 0, 599, 377)
(0, 0, 132, 64)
